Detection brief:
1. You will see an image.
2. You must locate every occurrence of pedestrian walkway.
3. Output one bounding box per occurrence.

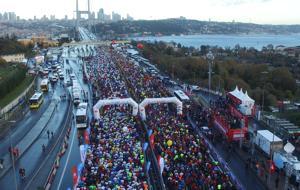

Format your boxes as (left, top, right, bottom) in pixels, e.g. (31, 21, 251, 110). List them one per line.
(235, 145, 286, 190)
(0, 100, 58, 178)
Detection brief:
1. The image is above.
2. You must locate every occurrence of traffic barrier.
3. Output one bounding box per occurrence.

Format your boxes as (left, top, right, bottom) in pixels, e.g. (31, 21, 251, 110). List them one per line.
(44, 124, 72, 189)
(45, 183, 51, 190)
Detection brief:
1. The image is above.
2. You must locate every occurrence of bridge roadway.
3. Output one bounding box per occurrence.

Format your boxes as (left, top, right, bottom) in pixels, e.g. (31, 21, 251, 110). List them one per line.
(0, 79, 70, 189)
(0, 27, 96, 190)
(49, 51, 93, 190)
(60, 27, 261, 190)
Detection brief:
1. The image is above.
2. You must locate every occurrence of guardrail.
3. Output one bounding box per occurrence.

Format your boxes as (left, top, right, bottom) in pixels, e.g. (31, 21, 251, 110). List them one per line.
(197, 87, 223, 97)
(43, 93, 73, 190)
(141, 121, 166, 190)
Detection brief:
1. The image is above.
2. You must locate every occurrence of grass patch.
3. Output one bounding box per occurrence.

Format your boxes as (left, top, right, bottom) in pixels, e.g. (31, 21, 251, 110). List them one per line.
(0, 76, 34, 108)
(0, 63, 19, 79)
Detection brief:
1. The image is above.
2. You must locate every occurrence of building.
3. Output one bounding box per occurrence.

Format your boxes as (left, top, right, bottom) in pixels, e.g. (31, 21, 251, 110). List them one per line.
(64, 15, 68, 20)
(41, 15, 48, 21)
(1, 54, 25, 63)
(126, 14, 134, 21)
(97, 8, 105, 21)
(8, 12, 17, 21)
(31, 35, 59, 47)
(3, 12, 8, 21)
(112, 12, 121, 22)
(104, 14, 111, 22)
(59, 34, 70, 41)
(17, 38, 34, 46)
(90, 12, 95, 20)
(50, 15, 55, 21)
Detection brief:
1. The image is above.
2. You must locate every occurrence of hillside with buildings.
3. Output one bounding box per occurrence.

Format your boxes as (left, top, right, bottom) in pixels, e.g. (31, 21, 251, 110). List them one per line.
(94, 19, 300, 39)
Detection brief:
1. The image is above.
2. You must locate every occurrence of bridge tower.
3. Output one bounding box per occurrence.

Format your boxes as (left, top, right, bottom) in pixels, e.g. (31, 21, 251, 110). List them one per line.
(75, 0, 91, 29)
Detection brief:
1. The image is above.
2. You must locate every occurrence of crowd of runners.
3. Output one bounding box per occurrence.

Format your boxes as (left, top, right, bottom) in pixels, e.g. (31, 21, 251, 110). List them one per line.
(77, 47, 148, 190)
(76, 46, 236, 190)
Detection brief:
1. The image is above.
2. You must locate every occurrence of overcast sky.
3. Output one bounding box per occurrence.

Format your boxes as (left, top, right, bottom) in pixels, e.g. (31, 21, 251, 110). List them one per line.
(0, 0, 299, 24)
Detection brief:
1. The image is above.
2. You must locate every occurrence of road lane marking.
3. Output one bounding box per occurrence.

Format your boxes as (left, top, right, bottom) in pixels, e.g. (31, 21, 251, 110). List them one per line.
(24, 100, 72, 190)
(57, 119, 76, 189)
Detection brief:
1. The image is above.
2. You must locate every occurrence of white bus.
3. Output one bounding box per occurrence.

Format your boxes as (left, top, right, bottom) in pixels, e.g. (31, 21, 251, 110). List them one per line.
(40, 79, 49, 92)
(73, 91, 81, 105)
(174, 90, 190, 102)
(76, 102, 88, 128)
(72, 79, 82, 105)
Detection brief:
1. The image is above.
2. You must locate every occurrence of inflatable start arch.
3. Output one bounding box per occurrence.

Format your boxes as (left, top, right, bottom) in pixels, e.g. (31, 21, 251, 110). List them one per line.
(139, 97, 183, 120)
(93, 98, 138, 119)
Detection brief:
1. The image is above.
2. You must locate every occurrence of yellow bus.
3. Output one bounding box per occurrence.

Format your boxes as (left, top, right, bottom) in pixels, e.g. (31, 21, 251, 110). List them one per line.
(29, 92, 44, 109)
(40, 79, 49, 92)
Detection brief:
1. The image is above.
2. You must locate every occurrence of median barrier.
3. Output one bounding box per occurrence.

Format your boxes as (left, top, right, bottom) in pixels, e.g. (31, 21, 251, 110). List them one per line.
(43, 97, 72, 190)
(142, 121, 166, 190)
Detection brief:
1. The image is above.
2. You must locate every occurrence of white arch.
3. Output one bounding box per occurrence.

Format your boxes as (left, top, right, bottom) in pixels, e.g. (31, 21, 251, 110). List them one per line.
(139, 97, 183, 120)
(93, 98, 138, 119)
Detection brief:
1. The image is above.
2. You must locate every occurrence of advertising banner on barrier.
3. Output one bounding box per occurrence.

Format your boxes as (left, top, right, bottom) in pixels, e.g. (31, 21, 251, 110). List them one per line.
(143, 142, 148, 152)
(147, 129, 153, 137)
(72, 166, 78, 186)
(80, 145, 87, 164)
(149, 134, 155, 149)
(84, 131, 89, 144)
(158, 156, 165, 175)
(146, 161, 151, 173)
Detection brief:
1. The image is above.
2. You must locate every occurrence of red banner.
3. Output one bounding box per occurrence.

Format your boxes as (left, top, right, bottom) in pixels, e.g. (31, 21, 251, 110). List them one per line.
(72, 166, 78, 186)
(149, 134, 155, 149)
(84, 130, 89, 144)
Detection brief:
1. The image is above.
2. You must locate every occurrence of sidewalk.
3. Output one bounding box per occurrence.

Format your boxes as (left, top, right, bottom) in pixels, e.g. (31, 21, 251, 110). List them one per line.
(0, 100, 58, 178)
(234, 143, 286, 190)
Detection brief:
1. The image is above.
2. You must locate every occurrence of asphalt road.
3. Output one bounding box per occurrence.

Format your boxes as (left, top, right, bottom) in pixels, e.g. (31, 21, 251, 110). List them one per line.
(0, 81, 69, 189)
(0, 82, 52, 159)
(0, 28, 95, 190)
(50, 50, 93, 190)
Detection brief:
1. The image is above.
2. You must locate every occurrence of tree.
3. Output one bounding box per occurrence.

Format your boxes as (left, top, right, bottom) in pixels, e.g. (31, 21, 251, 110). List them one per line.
(270, 68, 297, 93)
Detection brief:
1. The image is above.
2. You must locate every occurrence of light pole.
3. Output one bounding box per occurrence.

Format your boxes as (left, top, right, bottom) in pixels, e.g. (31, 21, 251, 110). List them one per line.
(206, 51, 214, 109)
(251, 123, 257, 155)
(8, 120, 18, 190)
(261, 71, 268, 114)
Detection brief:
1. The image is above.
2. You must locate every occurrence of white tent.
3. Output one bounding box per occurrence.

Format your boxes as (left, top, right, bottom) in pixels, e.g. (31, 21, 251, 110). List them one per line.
(229, 86, 240, 98)
(229, 86, 255, 116)
(229, 86, 255, 105)
(244, 91, 255, 105)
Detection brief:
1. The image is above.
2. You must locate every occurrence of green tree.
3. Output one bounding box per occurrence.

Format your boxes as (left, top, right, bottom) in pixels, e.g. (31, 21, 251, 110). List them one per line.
(270, 67, 296, 93)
